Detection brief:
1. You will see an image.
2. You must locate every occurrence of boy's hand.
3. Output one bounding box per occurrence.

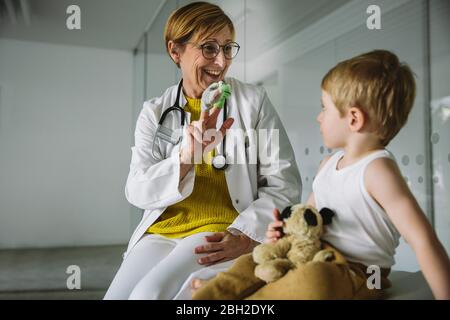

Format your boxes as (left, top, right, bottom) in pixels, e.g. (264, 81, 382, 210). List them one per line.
(265, 208, 285, 243)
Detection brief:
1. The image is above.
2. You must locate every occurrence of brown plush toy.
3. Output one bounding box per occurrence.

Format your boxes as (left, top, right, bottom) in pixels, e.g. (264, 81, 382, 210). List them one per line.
(253, 204, 335, 283)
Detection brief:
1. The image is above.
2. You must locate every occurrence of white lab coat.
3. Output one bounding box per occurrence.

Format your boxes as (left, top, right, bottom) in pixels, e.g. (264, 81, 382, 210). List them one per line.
(123, 77, 302, 260)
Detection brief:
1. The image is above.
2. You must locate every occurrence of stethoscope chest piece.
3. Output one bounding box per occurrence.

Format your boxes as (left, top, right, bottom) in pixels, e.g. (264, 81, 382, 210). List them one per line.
(212, 154, 228, 170)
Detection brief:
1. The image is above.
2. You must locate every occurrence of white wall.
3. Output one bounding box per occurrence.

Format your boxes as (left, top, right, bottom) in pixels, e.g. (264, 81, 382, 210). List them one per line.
(0, 38, 133, 249)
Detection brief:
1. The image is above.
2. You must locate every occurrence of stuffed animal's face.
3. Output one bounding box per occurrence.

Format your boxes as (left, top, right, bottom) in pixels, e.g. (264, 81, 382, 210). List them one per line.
(280, 204, 334, 241)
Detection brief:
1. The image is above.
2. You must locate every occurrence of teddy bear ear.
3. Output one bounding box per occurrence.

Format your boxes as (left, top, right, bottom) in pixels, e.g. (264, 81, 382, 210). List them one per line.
(319, 207, 335, 225)
(304, 209, 318, 226)
(280, 206, 292, 220)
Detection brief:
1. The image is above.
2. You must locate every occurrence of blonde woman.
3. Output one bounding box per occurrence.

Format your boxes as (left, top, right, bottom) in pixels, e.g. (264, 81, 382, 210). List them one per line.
(104, 2, 301, 300)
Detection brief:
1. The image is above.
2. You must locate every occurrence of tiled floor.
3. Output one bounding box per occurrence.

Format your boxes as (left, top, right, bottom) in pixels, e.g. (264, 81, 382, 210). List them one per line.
(0, 245, 126, 300)
(0, 245, 434, 300)
(0, 290, 106, 300)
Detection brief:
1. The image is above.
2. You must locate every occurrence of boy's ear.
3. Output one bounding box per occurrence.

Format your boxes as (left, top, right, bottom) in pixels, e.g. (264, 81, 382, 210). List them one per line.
(348, 106, 365, 132)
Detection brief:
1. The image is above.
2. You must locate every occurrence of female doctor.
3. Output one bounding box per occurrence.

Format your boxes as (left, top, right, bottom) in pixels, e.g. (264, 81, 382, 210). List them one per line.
(104, 1, 301, 300)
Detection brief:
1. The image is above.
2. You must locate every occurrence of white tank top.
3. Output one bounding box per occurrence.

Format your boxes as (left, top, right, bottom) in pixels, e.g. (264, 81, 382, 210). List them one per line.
(313, 149, 400, 268)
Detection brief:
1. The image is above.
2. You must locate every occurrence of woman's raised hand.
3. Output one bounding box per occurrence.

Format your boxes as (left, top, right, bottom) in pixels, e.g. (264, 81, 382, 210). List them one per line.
(180, 105, 234, 166)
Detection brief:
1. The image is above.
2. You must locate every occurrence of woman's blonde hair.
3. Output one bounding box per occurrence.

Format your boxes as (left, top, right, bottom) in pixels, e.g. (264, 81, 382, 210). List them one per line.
(322, 50, 416, 146)
(164, 2, 235, 64)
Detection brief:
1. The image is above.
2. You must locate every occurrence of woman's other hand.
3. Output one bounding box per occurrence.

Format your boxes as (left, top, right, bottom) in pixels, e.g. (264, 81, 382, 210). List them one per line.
(265, 208, 284, 244)
(194, 231, 258, 266)
(201, 82, 222, 111)
(201, 81, 231, 110)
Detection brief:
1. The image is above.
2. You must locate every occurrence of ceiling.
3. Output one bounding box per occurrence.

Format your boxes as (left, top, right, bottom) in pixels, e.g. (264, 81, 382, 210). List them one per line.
(219, 0, 351, 58)
(0, 0, 165, 51)
(0, 0, 351, 52)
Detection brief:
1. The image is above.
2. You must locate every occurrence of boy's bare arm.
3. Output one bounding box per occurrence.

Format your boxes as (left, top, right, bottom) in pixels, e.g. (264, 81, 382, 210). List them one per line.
(365, 158, 450, 300)
(306, 193, 316, 207)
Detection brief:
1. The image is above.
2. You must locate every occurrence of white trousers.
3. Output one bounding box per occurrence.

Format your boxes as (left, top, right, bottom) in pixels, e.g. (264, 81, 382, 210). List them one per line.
(103, 232, 234, 300)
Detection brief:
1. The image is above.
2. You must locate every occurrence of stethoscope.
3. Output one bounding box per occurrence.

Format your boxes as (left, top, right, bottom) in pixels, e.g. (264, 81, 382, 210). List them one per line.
(152, 79, 229, 170)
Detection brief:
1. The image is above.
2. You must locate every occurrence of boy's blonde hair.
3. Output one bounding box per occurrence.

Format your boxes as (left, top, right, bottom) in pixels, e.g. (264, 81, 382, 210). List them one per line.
(164, 2, 235, 66)
(321, 50, 416, 146)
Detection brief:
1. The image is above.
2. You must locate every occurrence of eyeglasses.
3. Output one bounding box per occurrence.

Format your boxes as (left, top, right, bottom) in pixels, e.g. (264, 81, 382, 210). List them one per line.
(194, 41, 240, 60)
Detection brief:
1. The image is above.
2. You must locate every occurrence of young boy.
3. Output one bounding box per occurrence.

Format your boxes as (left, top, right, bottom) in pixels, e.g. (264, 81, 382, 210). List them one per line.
(191, 50, 450, 300)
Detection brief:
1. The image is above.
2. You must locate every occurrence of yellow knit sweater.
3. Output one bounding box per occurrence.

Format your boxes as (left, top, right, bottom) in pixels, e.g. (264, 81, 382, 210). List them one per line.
(146, 97, 239, 238)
